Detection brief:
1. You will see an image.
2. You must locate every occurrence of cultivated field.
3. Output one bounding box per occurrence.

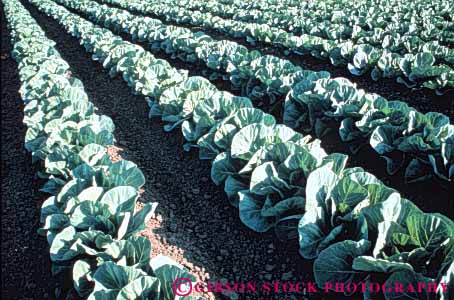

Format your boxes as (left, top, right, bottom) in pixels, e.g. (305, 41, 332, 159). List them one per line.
(1, 0, 453, 299)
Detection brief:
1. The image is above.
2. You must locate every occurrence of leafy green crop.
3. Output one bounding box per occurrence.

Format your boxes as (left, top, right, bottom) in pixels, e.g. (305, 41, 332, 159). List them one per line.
(97, 0, 454, 92)
(26, 0, 454, 299)
(53, 0, 454, 183)
(285, 77, 454, 182)
(159, 0, 454, 50)
(4, 1, 195, 298)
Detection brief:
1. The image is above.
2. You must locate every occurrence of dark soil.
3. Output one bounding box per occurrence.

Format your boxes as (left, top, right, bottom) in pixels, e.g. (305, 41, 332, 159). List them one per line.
(22, 2, 328, 299)
(52, 0, 454, 218)
(1, 6, 57, 300)
(2, 1, 451, 299)
(99, 0, 454, 121)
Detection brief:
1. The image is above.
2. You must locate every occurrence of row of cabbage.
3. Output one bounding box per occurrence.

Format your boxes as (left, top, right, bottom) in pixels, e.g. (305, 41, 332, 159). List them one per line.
(150, 0, 454, 53)
(96, 0, 454, 92)
(3, 0, 194, 299)
(28, 1, 454, 299)
(53, 0, 454, 183)
(212, 0, 453, 29)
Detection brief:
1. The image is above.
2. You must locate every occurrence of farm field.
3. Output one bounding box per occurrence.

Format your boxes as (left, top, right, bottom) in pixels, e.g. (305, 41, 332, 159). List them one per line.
(1, 0, 453, 300)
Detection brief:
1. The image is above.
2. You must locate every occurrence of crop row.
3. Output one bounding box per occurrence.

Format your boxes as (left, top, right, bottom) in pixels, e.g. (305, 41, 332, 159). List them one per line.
(96, 0, 454, 92)
(151, 0, 454, 55)
(27, 0, 454, 299)
(214, 0, 453, 31)
(3, 0, 194, 298)
(55, 0, 454, 183)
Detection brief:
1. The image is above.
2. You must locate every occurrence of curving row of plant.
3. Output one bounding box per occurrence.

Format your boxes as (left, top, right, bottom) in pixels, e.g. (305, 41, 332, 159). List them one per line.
(52, 0, 454, 183)
(28, 1, 454, 299)
(222, 0, 454, 35)
(3, 0, 194, 298)
(206, 0, 453, 33)
(148, 0, 454, 56)
(96, 0, 454, 93)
